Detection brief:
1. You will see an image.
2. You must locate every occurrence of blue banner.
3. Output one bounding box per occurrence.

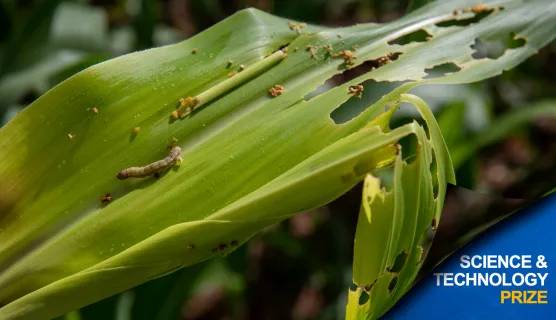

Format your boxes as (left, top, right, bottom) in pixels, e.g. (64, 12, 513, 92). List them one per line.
(386, 193, 556, 319)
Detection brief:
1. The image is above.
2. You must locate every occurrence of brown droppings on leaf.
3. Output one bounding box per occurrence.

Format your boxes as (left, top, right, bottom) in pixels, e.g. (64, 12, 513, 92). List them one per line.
(333, 50, 357, 66)
(337, 33, 342, 38)
(431, 218, 437, 231)
(133, 127, 141, 134)
(231, 240, 239, 247)
(352, 45, 360, 51)
(171, 111, 179, 119)
(188, 244, 195, 249)
(191, 48, 197, 54)
(472, 4, 488, 13)
(299, 22, 307, 28)
(370, 52, 400, 69)
(387, 51, 397, 58)
(326, 44, 333, 53)
(92, 107, 98, 114)
(462, 7, 470, 13)
(453, 9, 459, 15)
(219, 243, 227, 250)
(178, 101, 196, 118)
(310, 48, 317, 58)
(288, 21, 301, 33)
(348, 85, 364, 98)
(228, 71, 237, 78)
(226, 60, 233, 68)
(67, 133, 73, 139)
(239, 64, 246, 71)
(100, 193, 112, 204)
(294, 47, 299, 52)
(305, 44, 312, 51)
(268, 84, 285, 97)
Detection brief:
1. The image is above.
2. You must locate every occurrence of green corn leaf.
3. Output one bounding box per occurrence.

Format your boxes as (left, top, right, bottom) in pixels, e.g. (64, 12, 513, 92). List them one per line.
(451, 100, 556, 168)
(1, 0, 555, 318)
(347, 94, 453, 319)
(346, 94, 455, 319)
(436, 101, 466, 150)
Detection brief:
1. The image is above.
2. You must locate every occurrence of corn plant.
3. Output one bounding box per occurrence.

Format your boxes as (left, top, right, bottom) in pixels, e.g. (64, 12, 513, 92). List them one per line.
(0, 0, 555, 319)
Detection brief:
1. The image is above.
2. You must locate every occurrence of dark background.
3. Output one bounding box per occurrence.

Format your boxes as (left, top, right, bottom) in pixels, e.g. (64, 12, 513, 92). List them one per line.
(1, 1, 555, 319)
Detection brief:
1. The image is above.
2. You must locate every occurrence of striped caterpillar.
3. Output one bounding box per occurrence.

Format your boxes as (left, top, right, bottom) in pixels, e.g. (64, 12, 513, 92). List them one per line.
(117, 146, 182, 179)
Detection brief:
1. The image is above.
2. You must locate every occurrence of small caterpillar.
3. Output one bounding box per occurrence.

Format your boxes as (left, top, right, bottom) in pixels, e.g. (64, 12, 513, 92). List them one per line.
(117, 146, 182, 179)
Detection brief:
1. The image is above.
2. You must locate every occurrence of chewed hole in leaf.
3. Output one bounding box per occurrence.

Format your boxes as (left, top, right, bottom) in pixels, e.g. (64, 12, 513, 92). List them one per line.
(367, 52, 402, 69)
(304, 65, 365, 102)
(359, 290, 370, 305)
(364, 279, 378, 292)
(430, 149, 440, 199)
(330, 79, 407, 125)
(392, 110, 432, 139)
(387, 29, 432, 46)
(423, 63, 461, 79)
(349, 283, 358, 291)
(388, 250, 408, 273)
(307, 52, 403, 102)
(435, 7, 499, 28)
(397, 134, 419, 165)
(388, 277, 398, 293)
(373, 167, 395, 192)
(278, 43, 290, 51)
(471, 33, 527, 60)
(304, 53, 378, 102)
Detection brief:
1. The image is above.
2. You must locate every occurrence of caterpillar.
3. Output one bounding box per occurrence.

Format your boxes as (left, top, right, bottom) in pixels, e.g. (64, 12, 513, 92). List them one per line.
(117, 146, 182, 179)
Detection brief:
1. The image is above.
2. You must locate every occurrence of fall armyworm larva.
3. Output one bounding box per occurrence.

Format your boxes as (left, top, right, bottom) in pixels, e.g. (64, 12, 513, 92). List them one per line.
(117, 146, 182, 179)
